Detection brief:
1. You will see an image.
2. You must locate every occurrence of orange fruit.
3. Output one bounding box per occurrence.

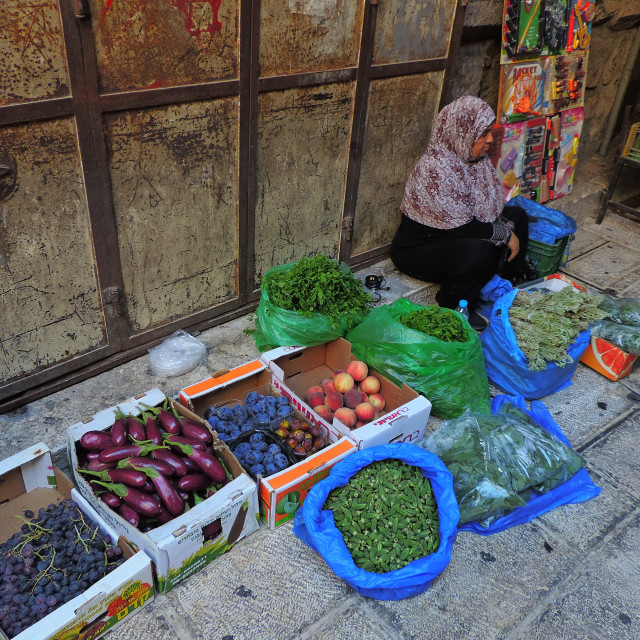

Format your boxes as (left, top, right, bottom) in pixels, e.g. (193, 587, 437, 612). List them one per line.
(591, 337, 635, 379)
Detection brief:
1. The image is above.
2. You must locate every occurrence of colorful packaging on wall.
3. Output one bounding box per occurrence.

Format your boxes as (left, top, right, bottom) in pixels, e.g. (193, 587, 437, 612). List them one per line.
(567, 0, 595, 54)
(554, 107, 584, 199)
(544, 54, 587, 113)
(520, 117, 547, 200)
(495, 121, 526, 200)
(502, 0, 544, 62)
(499, 60, 546, 122)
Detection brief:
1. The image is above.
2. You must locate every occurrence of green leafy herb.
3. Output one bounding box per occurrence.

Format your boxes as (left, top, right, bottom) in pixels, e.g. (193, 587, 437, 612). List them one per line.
(398, 306, 469, 342)
(510, 287, 607, 371)
(262, 254, 373, 330)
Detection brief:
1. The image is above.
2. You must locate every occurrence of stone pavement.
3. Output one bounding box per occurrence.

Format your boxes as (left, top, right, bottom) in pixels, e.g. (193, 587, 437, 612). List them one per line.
(1, 157, 640, 639)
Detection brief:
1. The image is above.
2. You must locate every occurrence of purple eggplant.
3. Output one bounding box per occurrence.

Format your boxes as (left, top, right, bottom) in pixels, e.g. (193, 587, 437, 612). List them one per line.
(126, 416, 147, 442)
(79, 431, 115, 451)
(179, 417, 212, 444)
(98, 442, 166, 464)
(163, 434, 206, 451)
(118, 504, 141, 527)
(111, 408, 129, 446)
(141, 401, 181, 434)
(86, 459, 117, 472)
(181, 456, 198, 473)
(137, 466, 185, 517)
(142, 413, 164, 445)
(100, 492, 122, 509)
(93, 481, 163, 517)
(121, 456, 175, 477)
(80, 467, 148, 488)
(140, 480, 155, 494)
(85, 451, 101, 461)
(177, 473, 211, 493)
(167, 440, 227, 483)
(152, 449, 188, 476)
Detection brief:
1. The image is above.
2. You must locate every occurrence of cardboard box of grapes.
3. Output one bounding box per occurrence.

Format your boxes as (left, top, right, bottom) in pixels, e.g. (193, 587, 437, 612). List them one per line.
(67, 388, 260, 593)
(0, 443, 153, 640)
(179, 359, 357, 529)
(261, 338, 432, 450)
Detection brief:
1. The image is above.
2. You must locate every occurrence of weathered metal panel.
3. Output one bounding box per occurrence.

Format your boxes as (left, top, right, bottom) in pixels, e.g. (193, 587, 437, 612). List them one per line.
(90, 0, 240, 93)
(351, 72, 444, 256)
(104, 98, 239, 333)
(260, 0, 365, 77)
(0, 119, 105, 382)
(254, 84, 354, 279)
(373, 0, 456, 64)
(0, 0, 70, 106)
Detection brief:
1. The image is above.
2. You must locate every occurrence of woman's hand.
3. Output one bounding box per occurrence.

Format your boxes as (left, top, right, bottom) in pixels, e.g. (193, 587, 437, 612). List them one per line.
(507, 232, 520, 262)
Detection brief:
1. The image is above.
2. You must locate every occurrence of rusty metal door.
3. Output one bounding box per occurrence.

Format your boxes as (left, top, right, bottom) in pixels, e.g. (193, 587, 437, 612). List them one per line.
(0, 0, 463, 410)
(0, 0, 120, 403)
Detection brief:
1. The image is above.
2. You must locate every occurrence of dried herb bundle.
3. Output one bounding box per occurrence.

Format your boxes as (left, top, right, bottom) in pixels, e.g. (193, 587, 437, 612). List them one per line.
(510, 287, 607, 371)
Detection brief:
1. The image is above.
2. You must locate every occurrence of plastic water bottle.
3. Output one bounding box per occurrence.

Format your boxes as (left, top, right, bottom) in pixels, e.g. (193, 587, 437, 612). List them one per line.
(455, 299, 469, 320)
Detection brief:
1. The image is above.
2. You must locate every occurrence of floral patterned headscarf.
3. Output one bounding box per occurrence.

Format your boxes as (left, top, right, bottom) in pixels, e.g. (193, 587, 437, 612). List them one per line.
(401, 96, 504, 229)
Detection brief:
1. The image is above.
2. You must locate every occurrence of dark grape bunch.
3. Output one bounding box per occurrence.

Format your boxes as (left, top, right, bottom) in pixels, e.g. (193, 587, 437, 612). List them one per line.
(0, 499, 125, 639)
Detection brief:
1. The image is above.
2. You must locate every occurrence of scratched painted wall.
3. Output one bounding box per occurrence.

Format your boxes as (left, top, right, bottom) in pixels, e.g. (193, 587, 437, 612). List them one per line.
(254, 84, 354, 280)
(0, 119, 105, 382)
(104, 98, 239, 334)
(90, 0, 239, 92)
(0, 0, 70, 105)
(351, 72, 443, 256)
(374, 0, 455, 64)
(260, 0, 364, 76)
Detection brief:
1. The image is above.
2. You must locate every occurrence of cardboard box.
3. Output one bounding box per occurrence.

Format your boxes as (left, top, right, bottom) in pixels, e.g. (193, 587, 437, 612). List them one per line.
(261, 338, 432, 450)
(0, 444, 154, 640)
(68, 389, 260, 593)
(179, 360, 358, 528)
(580, 337, 637, 381)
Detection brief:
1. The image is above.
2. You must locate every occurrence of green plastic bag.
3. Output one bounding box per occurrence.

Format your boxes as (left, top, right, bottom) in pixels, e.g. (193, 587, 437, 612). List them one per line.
(345, 298, 491, 419)
(252, 259, 371, 352)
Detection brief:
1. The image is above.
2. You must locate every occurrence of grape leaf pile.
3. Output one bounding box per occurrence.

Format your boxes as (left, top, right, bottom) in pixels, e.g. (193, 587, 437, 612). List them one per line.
(262, 254, 373, 329)
(0, 499, 125, 638)
(510, 287, 607, 371)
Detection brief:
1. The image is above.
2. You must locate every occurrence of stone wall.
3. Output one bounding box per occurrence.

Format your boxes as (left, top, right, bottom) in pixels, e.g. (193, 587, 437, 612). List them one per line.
(450, 0, 640, 161)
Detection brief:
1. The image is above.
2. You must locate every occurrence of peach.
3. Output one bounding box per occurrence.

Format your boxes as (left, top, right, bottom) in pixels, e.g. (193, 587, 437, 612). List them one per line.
(307, 391, 326, 408)
(333, 372, 355, 394)
(355, 402, 375, 423)
(355, 421, 365, 429)
(324, 391, 344, 412)
(346, 360, 368, 382)
(320, 378, 336, 395)
(359, 375, 381, 395)
(305, 386, 324, 403)
(368, 393, 386, 411)
(343, 388, 362, 409)
(334, 407, 357, 429)
(313, 405, 335, 423)
(358, 390, 368, 403)
(332, 369, 346, 380)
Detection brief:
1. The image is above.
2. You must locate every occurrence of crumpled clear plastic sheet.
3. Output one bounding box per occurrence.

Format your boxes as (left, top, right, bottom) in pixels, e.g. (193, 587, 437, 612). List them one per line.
(421, 402, 586, 527)
(591, 319, 640, 356)
(148, 330, 207, 377)
(597, 295, 640, 328)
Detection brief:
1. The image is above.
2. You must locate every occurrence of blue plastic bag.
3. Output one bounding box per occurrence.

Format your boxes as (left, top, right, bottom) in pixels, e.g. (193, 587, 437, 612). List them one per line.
(481, 289, 590, 399)
(459, 395, 601, 535)
(293, 443, 460, 600)
(507, 196, 577, 244)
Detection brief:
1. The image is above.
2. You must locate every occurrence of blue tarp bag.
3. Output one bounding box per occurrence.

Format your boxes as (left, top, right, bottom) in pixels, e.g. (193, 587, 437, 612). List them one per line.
(481, 289, 590, 399)
(293, 443, 460, 600)
(459, 395, 601, 535)
(507, 196, 577, 244)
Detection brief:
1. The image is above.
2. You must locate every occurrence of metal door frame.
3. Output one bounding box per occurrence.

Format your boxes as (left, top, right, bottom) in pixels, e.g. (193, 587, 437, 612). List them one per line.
(0, 0, 466, 411)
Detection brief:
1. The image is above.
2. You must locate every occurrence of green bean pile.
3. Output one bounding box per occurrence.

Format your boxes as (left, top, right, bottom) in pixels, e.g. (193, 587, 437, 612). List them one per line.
(324, 459, 440, 574)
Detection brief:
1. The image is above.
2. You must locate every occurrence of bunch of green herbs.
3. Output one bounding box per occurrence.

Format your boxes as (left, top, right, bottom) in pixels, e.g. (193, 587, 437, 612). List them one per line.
(262, 254, 373, 330)
(510, 287, 607, 371)
(398, 306, 469, 342)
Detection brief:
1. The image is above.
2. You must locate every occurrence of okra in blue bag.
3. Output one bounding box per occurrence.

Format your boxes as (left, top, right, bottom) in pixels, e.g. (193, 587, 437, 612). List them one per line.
(293, 443, 459, 601)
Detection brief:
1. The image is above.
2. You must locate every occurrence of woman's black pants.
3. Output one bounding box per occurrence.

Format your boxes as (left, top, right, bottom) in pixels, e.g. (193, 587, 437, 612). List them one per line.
(390, 206, 529, 311)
